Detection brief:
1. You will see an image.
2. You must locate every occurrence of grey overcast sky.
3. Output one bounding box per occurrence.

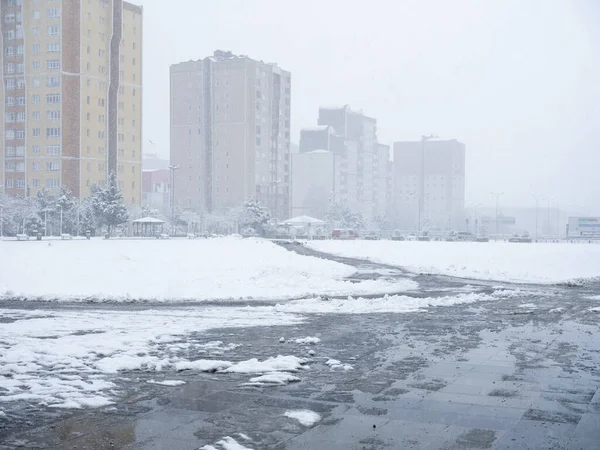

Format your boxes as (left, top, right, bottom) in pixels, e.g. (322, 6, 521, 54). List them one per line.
(136, 0, 600, 213)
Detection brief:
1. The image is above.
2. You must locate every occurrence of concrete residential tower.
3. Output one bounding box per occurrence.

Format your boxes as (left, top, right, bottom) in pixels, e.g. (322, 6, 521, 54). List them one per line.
(0, 0, 143, 205)
(392, 139, 466, 231)
(170, 50, 291, 219)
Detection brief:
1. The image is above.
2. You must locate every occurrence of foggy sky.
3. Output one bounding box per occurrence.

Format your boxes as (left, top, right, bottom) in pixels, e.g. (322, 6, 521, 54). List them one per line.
(136, 0, 600, 214)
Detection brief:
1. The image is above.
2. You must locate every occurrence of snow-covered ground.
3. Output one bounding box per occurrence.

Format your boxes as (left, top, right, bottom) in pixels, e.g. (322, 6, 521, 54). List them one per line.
(308, 240, 600, 284)
(0, 237, 415, 302)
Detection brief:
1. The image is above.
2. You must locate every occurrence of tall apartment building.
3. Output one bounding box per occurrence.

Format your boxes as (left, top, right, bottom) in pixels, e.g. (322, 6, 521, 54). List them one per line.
(170, 50, 291, 219)
(392, 139, 466, 231)
(297, 105, 388, 226)
(0, 0, 143, 205)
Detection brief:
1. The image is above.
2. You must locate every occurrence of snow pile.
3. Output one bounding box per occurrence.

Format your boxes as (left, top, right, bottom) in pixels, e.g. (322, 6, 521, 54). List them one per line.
(284, 409, 322, 426)
(246, 372, 300, 386)
(266, 289, 525, 315)
(147, 379, 186, 387)
(201, 436, 254, 450)
(222, 355, 307, 374)
(0, 237, 413, 302)
(590, 307, 600, 313)
(308, 240, 600, 284)
(295, 336, 321, 345)
(325, 359, 354, 371)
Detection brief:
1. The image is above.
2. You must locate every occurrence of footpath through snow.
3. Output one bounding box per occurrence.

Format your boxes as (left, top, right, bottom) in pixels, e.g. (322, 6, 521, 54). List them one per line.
(307, 240, 600, 284)
(0, 236, 415, 302)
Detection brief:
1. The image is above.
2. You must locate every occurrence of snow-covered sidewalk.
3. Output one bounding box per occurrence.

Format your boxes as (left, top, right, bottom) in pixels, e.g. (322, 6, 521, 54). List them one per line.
(0, 237, 415, 302)
(307, 240, 600, 284)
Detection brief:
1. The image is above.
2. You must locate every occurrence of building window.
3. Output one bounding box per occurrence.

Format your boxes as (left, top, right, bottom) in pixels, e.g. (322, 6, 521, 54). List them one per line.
(32, 27, 40, 37)
(46, 162, 60, 172)
(32, 162, 40, 171)
(5, 46, 13, 56)
(16, 112, 25, 122)
(31, 179, 40, 188)
(48, 25, 60, 36)
(17, 96, 25, 105)
(16, 146, 25, 156)
(46, 179, 60, 189)
(16, 63, 23, 73)
(46, 145, 61, 155)
(33, 78, 41, 87)
(33, 10, 40, 20)
(33, 128, 41, 137)
(5, 63, 14, 73)
(16, 130, 25, 139)
(46, 127, 61, 138)
(5, 97, 14, 106)
(47, 110, 60, 121)
(47, 42, 60, 53)
(46, 93, 60, 103)
(32, 145, 40, 154)
(47, 60, 60, 70)
(33, 95, 41, 104)
(32, 60, 41, 70)
(5, 30, 14, 41)
(5, 79, 14, 90)
(16, 45, 23, 55)
(47, 8, 61, 19)
(5, 112, 15, 123)
(46, 76, 60, 87)
(32, 44, 40, 54)
(16, 180, 26, 189)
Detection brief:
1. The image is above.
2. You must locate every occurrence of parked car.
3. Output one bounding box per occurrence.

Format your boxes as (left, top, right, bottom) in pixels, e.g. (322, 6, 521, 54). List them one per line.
(456, 232, 475, 242)
(363, 232, 380, 240)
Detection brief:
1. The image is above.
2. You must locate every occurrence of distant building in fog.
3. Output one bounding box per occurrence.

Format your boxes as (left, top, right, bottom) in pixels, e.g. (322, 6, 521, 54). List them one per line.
(170, 50, 291, 219)
(392, 139, 466, 231)
(295, 106, 388, 226)
(142, 169, 170, 213)
(291, 150, 337, 219)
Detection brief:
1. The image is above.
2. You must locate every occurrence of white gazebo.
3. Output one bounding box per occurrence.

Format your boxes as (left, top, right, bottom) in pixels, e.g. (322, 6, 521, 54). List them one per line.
(132, 217, 165, 237)
(281, 215, 326, 238)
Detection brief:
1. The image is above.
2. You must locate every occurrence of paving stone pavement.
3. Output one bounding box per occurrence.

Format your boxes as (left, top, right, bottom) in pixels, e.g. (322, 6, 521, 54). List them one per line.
(1, 245, 599, 449)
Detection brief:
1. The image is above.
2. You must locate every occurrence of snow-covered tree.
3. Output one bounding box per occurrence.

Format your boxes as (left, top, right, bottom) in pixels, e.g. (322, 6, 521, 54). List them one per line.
(92, 172, 129, 237)
(78, 197, 98, 236)
(141, 204, 160, 218)
(239, 199, 271, 236)
(326, 203, 365, 231)
(55, 186, 78, 235)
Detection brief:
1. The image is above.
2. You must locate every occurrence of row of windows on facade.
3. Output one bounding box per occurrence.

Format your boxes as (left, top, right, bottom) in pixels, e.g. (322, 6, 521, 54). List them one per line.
(4, 145, 60, 156)
(3, 128, 60, 139)
(4, 179, 59, 189)
(5, 94, 59, 105)
(6, 161, 59, 172)
(5, 60, 61, 73)
(4, 28, 60, 41)
(5, 110, 60, 122)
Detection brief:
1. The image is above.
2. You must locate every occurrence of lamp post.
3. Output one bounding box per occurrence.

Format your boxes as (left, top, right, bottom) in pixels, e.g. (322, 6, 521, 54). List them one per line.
(491, 192, 504, 238)
(58, 205, 63, 235)
(169, 164, 180, 236)
(420, 135, 438, 234)
(532, 194, 543, 240)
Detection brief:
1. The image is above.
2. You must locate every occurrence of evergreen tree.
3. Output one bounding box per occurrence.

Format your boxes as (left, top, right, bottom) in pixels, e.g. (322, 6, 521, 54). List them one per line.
(92, 172, 129, 237)
(56, 186, 78, 235)
(240, 198, 271, 236)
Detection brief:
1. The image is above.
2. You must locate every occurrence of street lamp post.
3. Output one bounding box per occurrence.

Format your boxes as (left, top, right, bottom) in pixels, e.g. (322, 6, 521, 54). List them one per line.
(58, 205, 63, 235)
(420, 135, 438, 234)
(491, 192, 504, 238)
(532, 194, 543, 240)
(169, 164, 180, 236)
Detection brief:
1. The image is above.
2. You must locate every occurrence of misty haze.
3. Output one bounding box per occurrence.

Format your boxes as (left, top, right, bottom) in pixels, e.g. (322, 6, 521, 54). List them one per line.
(0, 1, 599, 449)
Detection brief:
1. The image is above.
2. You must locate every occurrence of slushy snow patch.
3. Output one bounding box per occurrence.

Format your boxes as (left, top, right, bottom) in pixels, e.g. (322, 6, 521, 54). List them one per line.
(222, 355, 307, 374)
(295, 336, 321, 345)
(308, 240, 600, 284)
(201, 436, 254, 450)
(147, 379, 186, 387)
(284, 409, 322, 426)
(246, 372, 300, 385)
(590, 307, 600, 313)
(518, 303, 537, 308)
(0, 237, 412, 302)
(325, 359, 353, 371)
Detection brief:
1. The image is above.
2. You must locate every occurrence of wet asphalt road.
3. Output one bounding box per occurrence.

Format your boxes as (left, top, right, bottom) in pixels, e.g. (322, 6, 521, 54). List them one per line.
(1, 243, 600, 449)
